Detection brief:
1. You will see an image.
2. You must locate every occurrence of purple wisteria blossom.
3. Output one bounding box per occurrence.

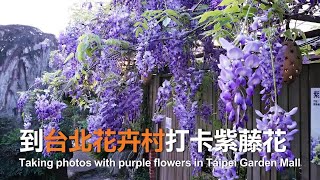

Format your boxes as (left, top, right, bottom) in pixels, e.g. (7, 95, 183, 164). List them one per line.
(17, 93, 29, 110)
(217, 99, 226, 123)
(210, 0, 222, 9)
(135, 21, 162, 76)
(34, 94, 67, 122)
(42, 122, 60, 157)
(173, 100, 198, 135)
(155, 80, 172, 107)
(190, 142, 204, 175)
(199, 103, 213, 123)
(211, 147, 239, 180)
(256, 105, 298, 171)
(23, 113, 32, 129)
(33, 94, 67, 156)
(258, 32, 285, 107)
(16, 0, 303, 177)
(250, 11, 269, 31)
(152, 80, 172, 123)
(152, 114, 166, 123)
(218, 38, 262, 128)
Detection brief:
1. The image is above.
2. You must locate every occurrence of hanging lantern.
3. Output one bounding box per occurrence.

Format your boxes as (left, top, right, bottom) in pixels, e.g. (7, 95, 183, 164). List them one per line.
(282, 41, 302, 84)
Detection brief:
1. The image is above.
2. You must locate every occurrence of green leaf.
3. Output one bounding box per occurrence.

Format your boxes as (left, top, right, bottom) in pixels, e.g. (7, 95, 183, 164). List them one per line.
(165, 9, 179, 18)
(166, 101, 173, 108)
(76, 33, 102, 62)
(195, 4, 210, 11)
(294, 28, 306, 40)
(219, 0, 234, 6)
(203, 21, 216, 29)
(81, 69, 88, 76)
(224, 22, 232, 29)
(283, 28, 306, 41)
(168, 15, 182, 26)
(315, 49, 320, 55)
(75, 73, 81, 80)
(224, 4, 240, 13)
(134, 22, 141, 27)
(197, 10, 222, 24)
(141, 23, 148, 30)
(213, 23, 222, 32)
(142, 19, 149, 30)
(64, 53, 74, 64)
(144, 9, 162, 17)
(104, 38, 130, 49)
(242, 5, 257, 16)
(76, 41, 86, 62)
(283, 29, 293, 40)
(136, 27, 143, 37)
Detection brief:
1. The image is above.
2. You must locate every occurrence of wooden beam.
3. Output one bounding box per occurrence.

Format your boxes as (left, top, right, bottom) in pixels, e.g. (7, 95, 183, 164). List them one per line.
(289, 14, 320, 23)
(296, 29, 320, 40)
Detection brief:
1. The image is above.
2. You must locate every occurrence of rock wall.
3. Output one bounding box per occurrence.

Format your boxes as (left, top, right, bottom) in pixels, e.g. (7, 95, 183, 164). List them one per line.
(0, 25, 57, 118)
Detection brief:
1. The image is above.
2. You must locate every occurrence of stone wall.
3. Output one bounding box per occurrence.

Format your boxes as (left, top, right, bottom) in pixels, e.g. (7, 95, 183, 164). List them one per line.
(0, 25, 57, 119)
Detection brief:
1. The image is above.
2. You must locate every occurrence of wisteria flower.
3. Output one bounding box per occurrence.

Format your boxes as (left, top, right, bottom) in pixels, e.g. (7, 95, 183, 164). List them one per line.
(256, 104, 299, 171)
(17, 93, 29, 110)
(152, 114, 165, 123)
(211, 147, 239, 180)
(250, 13, 269, 31)
(155, 80, 172, 107)
(218, 38, 262, 127)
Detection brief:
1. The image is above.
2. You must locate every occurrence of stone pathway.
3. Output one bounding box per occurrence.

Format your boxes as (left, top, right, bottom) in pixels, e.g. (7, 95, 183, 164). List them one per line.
(67, 151, 97, 177)
(67, 151, 113, 180)
(67, 150, 134, 180)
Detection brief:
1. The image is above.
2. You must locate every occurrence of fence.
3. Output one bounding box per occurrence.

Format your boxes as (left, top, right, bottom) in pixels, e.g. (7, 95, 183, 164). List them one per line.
(148, 64, 320, 180)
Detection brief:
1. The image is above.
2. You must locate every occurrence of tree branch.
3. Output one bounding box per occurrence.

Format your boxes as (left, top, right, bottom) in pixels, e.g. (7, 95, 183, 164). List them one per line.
(191, 0, 204, 12)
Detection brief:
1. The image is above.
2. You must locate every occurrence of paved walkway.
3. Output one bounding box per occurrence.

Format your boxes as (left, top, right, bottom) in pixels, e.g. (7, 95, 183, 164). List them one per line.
(67, 151, 114, 180)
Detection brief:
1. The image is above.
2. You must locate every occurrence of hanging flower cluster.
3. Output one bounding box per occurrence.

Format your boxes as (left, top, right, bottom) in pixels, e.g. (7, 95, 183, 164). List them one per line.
(26, 93, 67, 156)
(43, 122, 60, 157)
(199, 103, 213, 123)
(34, 94, 67, 122)
(153, 80, 172, 123)
(18, 2, 143, 154)
(256, 105, 298, 171)
(23, 113, 32, 129)
(135, 21, 162, 77)
(86, 71, 143, 146)
(218, 38, 262, 128)
(217, 99, 227, 123)
(17, 92, 29, 110)
(190, 142, 205, 175)
(255, 28, 287, 107)
(259, 43, 286, 107)
(211, 147, 242, 180)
